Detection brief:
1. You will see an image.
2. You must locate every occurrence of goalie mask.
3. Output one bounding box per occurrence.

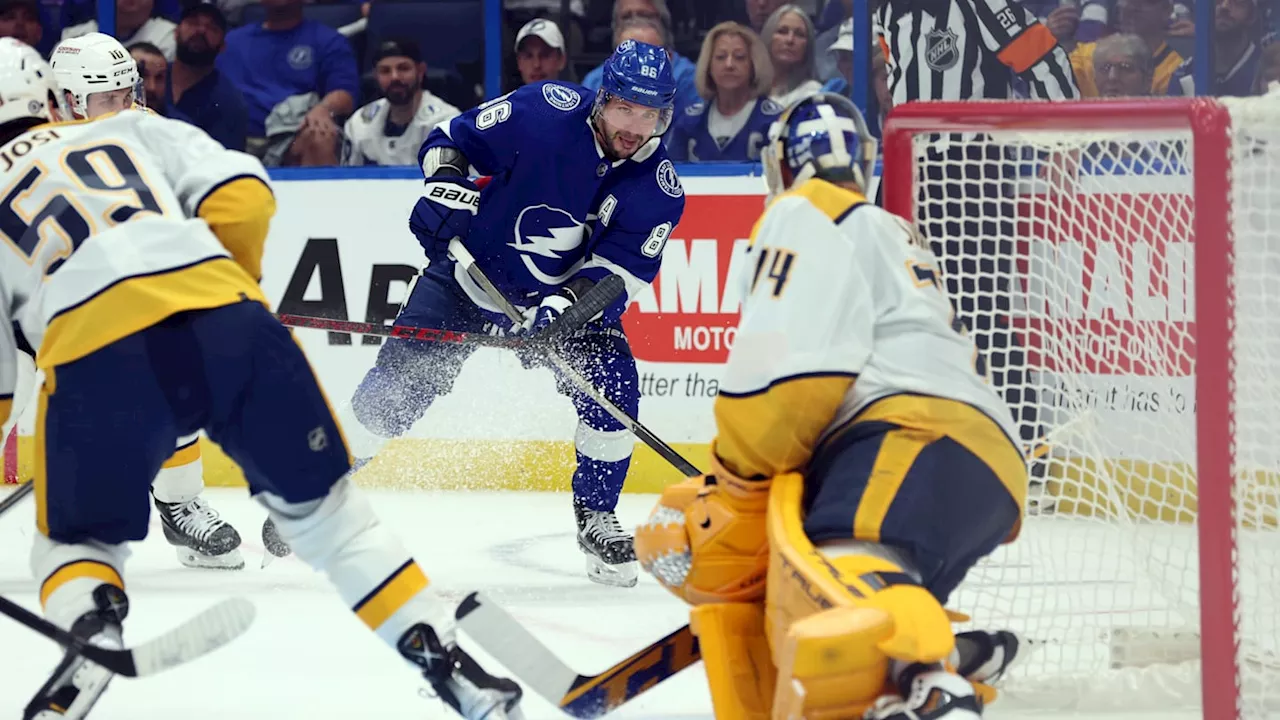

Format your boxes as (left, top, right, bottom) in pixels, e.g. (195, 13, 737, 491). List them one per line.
(762, 92, 877, 200)
(51, 32, 143, 119)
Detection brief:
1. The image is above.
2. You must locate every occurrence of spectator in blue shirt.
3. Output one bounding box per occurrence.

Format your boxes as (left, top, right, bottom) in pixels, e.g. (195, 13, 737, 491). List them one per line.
(163, 3, 247, 151)
(0, 0, 43, 53)
(581, 7, 698, 116)
(216, 0, 358, 165)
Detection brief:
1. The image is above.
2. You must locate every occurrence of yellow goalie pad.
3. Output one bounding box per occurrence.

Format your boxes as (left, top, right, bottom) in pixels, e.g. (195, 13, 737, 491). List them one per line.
(765, 473, 955, 717)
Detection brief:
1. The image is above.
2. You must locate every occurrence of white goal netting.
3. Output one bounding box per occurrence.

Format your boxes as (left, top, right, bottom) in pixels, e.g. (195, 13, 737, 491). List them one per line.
(884, 95, 1280, 718)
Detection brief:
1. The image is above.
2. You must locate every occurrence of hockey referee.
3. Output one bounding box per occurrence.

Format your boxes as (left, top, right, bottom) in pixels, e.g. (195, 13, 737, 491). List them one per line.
(878, 0, 1079, 512)
(876, 0, 1078, 101)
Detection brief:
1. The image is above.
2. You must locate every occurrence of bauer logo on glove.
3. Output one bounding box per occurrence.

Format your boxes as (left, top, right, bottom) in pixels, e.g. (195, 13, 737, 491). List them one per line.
(425, 181, 481, 211)
(634, 472, 770, 606)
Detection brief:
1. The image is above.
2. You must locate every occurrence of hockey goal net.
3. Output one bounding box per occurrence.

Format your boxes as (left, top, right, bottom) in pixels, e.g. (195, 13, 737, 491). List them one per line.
(882, 95, 1280, 718)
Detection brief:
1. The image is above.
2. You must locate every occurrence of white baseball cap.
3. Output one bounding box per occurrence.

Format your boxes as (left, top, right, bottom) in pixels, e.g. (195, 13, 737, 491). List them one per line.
(516, 18, 566, 53)
(828, 18, 853, 53)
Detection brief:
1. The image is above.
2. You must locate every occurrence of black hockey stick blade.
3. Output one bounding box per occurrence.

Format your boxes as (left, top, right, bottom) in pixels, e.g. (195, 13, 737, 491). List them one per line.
(541, 274, 627, 342)
(456, 591, 700, 718)
(0, 595, 255, 677)
(0, 479, 33, 518)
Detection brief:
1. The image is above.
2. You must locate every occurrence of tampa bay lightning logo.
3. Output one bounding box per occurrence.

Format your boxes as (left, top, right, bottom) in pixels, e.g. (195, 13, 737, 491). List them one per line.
(656, 159, 682, 198)
(542, 83, 581, 112)
(511, 205, 586, 284)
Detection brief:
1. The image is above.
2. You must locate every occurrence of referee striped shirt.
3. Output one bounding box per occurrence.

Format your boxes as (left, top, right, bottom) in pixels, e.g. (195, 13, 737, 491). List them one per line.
(876, 0, 1079, 103)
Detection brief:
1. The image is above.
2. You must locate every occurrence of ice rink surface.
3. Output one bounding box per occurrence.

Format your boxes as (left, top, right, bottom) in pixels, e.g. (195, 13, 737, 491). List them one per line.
(0, 488, 1200, 719)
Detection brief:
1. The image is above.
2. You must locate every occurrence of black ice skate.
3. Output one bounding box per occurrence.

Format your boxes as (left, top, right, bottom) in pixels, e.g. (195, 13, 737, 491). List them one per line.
(864, 663, 984, 720)
(574, 497, 638, 588)
(398, 622, 524, 720)
(24, 584, 129, 720)
(153, 494, 244, 570)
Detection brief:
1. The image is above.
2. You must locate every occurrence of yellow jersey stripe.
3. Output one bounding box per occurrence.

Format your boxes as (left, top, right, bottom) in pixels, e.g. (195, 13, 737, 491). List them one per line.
(714, 372, 856, 480)
(162, 440, 202, 469)
(354, 560, 429, 631)
(40, 560, 123, 608)
(39, 256, 265, 370)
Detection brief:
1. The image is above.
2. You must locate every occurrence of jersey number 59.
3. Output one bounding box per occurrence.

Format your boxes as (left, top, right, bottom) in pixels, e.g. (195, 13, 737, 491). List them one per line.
(0, 143, 161, 275)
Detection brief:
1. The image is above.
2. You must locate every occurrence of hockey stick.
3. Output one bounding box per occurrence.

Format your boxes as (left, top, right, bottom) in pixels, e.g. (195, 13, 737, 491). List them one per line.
(447, 240, 702, 478)
(276, 314, 537, 349)
(0, 479, 33, 518)
(0, 595, 254, 677)
(455, 592, 700, 719)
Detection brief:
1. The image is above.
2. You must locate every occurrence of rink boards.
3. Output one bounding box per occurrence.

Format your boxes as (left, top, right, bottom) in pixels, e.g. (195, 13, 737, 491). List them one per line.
(6, 166, 1255, 520)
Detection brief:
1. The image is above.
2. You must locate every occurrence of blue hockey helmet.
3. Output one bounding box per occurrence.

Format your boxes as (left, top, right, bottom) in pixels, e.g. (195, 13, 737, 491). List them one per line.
(762, 92, 877, 200)
(593, 39, 676, 137)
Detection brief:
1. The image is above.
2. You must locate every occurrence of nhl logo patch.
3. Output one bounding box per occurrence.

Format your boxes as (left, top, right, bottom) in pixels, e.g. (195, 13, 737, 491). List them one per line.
(542, 83, 581, 112)
(655, 159, 682, 198)
(924, 29, 959, 71)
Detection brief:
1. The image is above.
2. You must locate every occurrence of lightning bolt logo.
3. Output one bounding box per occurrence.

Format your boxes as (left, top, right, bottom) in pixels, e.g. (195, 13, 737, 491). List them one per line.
(512, 204, 587, 285)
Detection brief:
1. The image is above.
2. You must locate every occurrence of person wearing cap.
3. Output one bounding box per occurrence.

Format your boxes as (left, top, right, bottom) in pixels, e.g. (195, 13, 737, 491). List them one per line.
(162, 2, 247, 151)
(817, 18, 889, 135)
(61, 0, 176, 61)
(216, 0, 358, 165)
(0, 0, 42, 52)
(1167, 0, 1262, 96)
(342, 39, 459, 166)
(514, 17, 567, 86)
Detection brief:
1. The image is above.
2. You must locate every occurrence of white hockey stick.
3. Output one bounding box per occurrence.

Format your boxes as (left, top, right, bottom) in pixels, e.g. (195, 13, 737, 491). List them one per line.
(0, 595, 255, 677)
(455, 591, 699, 719)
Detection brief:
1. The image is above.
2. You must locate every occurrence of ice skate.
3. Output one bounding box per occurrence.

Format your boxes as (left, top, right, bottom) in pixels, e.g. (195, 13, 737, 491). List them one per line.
(24, 584, 128, 720)
(399, 622, 524, 719)
(154, 494, 244, 569)
(574, 498, 638, 588)
(863, 664, 983, 720)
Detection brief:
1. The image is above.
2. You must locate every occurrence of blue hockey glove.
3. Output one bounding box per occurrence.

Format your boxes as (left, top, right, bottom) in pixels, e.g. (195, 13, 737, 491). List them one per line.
(517, 291, 574, 336)
(409, 177, 480, 263)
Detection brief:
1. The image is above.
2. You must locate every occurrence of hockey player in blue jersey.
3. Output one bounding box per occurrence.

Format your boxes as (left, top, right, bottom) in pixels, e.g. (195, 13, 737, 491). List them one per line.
(347, 40, 686, 588)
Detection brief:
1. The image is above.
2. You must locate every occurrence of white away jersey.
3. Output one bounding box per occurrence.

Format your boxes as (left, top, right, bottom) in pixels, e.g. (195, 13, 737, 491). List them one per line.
(0, 109, 271, 424)
(713, 178, 1019, 479)
(341, 92, 460, 167)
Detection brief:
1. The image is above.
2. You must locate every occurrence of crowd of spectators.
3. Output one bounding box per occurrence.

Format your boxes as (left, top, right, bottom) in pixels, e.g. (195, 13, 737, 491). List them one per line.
(0, 0, 1274, 167)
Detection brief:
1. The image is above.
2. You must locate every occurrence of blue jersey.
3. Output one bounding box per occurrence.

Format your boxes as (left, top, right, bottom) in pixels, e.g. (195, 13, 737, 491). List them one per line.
(664, 98, 783, 162)
(419, 81, 686, 324)
(216, 20, 360, 137)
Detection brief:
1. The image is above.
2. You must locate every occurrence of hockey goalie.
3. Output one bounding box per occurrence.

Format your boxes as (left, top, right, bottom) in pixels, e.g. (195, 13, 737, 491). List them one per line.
(634, 93, 1026, 719)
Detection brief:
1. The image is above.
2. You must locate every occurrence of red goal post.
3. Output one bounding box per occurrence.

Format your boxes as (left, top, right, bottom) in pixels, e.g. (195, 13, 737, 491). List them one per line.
(880, 97, 1261, 718)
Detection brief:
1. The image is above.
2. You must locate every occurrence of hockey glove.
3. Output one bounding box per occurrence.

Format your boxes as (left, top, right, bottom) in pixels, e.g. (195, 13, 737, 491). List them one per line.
(517, 290, 574, 336)
(634, 454, 771, 606)
(409, 177, 480, 263)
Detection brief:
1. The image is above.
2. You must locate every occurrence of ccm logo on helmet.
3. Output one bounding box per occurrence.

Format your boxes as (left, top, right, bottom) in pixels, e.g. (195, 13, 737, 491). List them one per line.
(424, 182, 480, 211)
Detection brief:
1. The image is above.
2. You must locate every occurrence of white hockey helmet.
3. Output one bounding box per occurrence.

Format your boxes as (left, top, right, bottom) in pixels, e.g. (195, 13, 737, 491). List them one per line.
(50, 32, 140, 118)
(0, 37, 60, 127)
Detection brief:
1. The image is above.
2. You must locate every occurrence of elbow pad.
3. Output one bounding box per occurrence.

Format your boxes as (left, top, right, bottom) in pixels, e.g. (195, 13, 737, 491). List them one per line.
(422, 146, 470, 178)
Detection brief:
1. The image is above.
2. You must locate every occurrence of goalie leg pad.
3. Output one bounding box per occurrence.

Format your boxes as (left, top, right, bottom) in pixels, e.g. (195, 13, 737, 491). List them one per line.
(689, 603, 776, 720)
(763, 474, 956, 718)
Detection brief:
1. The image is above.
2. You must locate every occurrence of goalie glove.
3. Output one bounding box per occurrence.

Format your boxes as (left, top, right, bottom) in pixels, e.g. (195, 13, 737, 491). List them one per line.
(634, 451, 771, 606)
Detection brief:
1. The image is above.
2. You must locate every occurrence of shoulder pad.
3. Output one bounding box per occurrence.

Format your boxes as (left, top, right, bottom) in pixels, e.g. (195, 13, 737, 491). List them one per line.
(684, 102, 705, 116)
(760, 99, 784, 116)
(540, 82, 583, 112)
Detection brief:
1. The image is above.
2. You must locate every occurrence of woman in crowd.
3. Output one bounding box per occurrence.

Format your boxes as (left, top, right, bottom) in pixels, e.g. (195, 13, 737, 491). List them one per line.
(665, 21, 783, 162)
(762, 4, 822, 106)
